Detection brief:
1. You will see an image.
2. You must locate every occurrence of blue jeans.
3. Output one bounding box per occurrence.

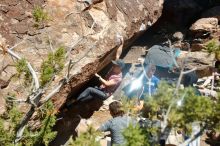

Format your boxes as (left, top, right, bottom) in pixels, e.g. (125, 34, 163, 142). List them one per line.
(77, 87, 108, 102)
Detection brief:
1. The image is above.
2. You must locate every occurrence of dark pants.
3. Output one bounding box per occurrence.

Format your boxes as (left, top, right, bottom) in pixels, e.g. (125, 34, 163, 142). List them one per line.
(77, 87, 108, 102)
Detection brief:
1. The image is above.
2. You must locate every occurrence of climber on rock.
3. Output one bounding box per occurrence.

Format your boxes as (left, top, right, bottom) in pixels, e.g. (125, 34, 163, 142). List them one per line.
(115, 34, 124, 60)
(66, 59, 124, 107)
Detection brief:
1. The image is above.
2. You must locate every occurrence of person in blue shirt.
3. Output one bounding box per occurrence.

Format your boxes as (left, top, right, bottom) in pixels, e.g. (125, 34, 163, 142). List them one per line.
(141, 64, 160, 98)
(134, 64, 160, 111)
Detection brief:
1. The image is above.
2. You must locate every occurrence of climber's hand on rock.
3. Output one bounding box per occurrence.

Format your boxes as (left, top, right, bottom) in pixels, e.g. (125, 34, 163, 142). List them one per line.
(119, 36, 124, 44)
(95, 73, 101, 78)
(198, 85, 205, 89)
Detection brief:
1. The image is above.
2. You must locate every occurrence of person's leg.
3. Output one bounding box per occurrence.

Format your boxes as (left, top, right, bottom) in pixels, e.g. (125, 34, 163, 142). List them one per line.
(77, 87, 94, 102)
(77, 87, 107, 102)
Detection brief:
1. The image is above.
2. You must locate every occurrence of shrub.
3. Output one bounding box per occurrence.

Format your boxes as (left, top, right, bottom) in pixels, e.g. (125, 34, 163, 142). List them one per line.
(40, 47, 66, 86)
(205, 39, 220, 60)
(69, 126, 101, 146)
(123, 124, 150, 146)
(32, 6, 49, 23)
(15, 58, 32, 85)
(0, 100, 22, 146)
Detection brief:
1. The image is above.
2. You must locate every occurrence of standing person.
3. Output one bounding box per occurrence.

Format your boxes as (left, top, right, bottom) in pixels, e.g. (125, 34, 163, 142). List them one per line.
(74, 59, 124, 103)
(98, 101, 136, 145)
(133, 64, 160, 111)
(141, 64, 160, 97)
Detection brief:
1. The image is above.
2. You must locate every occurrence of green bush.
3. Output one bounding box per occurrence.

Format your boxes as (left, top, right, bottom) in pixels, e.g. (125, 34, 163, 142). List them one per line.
(32, 101, 57, 146)
(205, 39, 220, 60)
(33, 6, 49, 23)
(123, 124, 150, 146)
(15, 58, 32, 85)
(122, 82, 220, 145)
(0, 98, 57, 146)
(69, 126, 101, 146)
(40, 47, 66, 86)
(0, 101, 22, 146)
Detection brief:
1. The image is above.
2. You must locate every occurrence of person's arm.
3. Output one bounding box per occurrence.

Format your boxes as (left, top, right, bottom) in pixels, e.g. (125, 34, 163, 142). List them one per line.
(200, 76, 213, 88)
(116, 37, 124, 60)
(95, 73, 119, 87)
(98, 120, 111, 132)
(137, 86, 144, 99)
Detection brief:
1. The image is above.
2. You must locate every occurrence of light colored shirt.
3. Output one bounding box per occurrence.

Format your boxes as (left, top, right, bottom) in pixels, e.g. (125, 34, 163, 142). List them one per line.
(101, 72, 122, 96)
(99, 116, 135, 145)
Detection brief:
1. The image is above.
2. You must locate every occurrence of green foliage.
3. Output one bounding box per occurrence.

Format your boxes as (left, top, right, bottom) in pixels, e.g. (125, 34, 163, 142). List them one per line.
(205, 39, 220, 60)
(0, 99, 57, 146)
(16, 58, 32, 85)
(122, 81, 220, 145)
(143, 82, 175, 119)
(0, 102, 22, 146)
(34, 101, 57, 146)
(121, 96, 138, 116)
(69, 126, 101, 146)
(123, 124, 150, 146)
(40, 47, 66, 86)
(33, 6, 49, 23)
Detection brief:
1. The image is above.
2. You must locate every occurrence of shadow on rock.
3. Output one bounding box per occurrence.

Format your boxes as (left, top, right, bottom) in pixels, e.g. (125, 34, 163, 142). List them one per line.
(50, 99, 103, 146)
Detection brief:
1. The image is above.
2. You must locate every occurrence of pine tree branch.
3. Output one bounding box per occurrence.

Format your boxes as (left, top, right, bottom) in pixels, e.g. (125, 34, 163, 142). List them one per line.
(15, 106, 35, 143)
(15, 42, 98, 143)
(179, 126, 206, 146)
(162, 43, 196, 134)
(6, 49, 40, 91)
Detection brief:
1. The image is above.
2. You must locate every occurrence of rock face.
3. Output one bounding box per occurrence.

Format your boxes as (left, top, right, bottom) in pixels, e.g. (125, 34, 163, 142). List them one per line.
(179, 51, 215, 77)
(0, 0, 46, 45)
(0, 0, 163, 111)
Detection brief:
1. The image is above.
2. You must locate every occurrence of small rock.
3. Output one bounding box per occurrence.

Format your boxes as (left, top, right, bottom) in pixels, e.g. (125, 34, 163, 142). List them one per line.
(191, 43, 205, 51)
(10, 18, 19, 24)
(172, 32, 184, 42)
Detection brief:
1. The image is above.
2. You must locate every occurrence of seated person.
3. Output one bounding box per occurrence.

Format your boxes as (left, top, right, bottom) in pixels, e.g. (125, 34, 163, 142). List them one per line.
(73, 59, 124, 103)
(98, 101, 136, 145)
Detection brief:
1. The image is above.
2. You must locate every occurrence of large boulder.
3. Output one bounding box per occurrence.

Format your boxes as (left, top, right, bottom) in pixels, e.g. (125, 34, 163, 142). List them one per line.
(0, 0, 164, 111)
(179, 51, 215, 77)
(190, 18, 218, 33)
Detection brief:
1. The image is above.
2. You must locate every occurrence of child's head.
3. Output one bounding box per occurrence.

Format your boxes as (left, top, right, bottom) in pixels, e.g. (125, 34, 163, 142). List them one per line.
(182, 72, 198, 87)
(109, 101, 124, 117)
